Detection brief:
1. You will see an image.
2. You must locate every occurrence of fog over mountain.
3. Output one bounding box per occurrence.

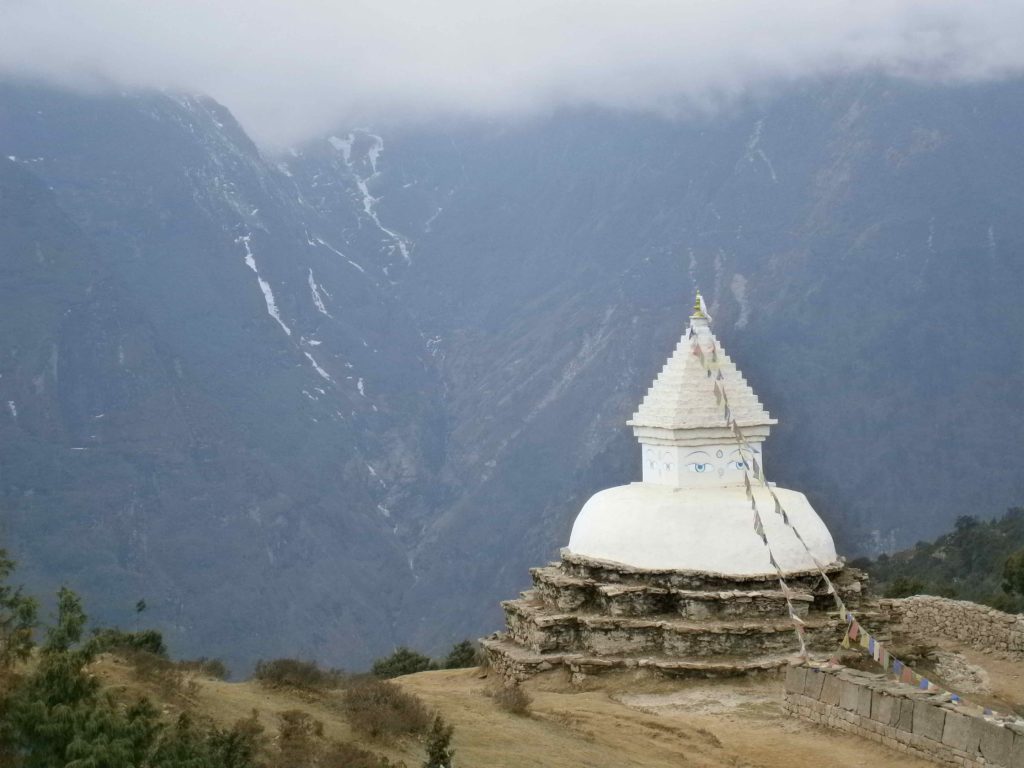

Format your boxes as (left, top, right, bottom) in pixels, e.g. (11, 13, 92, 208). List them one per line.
(4, 1, 1024, 144)
(1, 5, 1023, 672)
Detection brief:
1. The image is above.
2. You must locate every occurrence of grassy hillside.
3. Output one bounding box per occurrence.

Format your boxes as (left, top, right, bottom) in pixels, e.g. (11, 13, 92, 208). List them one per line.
(855, 507, 1024, 611)
(82, 657, 935, 768)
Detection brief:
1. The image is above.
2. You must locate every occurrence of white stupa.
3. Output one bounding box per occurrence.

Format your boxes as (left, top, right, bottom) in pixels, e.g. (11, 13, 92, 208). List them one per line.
(566, 295, 838, 575)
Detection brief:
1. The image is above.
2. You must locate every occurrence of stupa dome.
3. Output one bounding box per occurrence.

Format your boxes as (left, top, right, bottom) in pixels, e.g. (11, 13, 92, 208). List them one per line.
(566, 295, 838, 575)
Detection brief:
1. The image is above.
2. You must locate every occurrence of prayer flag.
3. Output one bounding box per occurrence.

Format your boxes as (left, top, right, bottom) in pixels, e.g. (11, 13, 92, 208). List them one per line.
(901, 666, 912, 684)
(849, 622, 859, 640)
(841, 633, 850, 649)
(859, 632, 870, 649)
(868, 638, 875, 656)
(753, 513, 766, 545)
(752, 457, 762, 479)
(951, 694, 960, 704)
(892, 660, 903, 676)
(920, 678, 929, 690)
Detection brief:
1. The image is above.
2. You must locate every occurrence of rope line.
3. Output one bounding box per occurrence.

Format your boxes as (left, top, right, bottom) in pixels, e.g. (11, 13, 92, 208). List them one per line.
(686, 323, 1018, 723)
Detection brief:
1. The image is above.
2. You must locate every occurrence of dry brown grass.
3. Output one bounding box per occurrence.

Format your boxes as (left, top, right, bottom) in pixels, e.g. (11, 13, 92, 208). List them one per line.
(341, 679, 431, 740)
(88, 658, 935, 768)
(254, 658, 345, 691)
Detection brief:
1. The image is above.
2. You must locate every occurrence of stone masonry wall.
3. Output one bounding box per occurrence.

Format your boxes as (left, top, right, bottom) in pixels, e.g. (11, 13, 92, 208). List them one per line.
(783, 664, 1024, 767)
(884, 596, 1024, 659)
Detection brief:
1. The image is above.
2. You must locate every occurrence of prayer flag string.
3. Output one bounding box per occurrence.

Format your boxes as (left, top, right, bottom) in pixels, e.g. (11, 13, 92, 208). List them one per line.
(691, 328, 1022, 725)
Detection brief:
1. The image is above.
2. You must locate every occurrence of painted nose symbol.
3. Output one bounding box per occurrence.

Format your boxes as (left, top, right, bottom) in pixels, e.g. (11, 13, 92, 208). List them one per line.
(717, 468, 724, 477)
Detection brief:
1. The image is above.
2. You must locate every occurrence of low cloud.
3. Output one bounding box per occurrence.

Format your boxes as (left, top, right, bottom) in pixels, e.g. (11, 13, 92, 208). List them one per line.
(3, 0, 1024, 146)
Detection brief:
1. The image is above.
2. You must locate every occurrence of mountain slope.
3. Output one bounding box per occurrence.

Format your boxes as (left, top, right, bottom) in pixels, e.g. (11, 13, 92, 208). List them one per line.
(1, 76, 1023, 668)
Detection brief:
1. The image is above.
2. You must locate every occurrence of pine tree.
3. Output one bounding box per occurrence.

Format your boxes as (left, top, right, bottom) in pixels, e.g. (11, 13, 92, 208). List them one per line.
(422, 715, 454, 768)
(0, 550, 38, 668)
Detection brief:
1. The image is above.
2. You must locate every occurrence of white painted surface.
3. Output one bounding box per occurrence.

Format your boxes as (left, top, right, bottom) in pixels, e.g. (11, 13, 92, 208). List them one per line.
(628, 315, 773, 432)
(563, 301, 838, 576)
(641, 440, 762, 487)
(566, 483, 837, 574)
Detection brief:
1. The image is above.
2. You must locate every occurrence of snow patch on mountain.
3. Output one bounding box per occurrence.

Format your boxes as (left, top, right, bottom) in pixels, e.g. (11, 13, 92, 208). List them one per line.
(329, 131, 411, 264)
(312, 236, 366, 273)
(744, 119, 778, 183)
(307, 268, 333, 317)
(303, 351, 332, 382)
(237, 234, 292, 336)
(328, 134, 353, 164)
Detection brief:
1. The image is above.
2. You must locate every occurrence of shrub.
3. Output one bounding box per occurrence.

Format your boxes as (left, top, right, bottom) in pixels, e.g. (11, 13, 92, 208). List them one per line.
(276, 709, 324, 766)
(372, 647, 435, 678)
(422, 715, 455, 768)
(253, 658, 344, 690)
(493, 684, 531, 716)
(178, 656, 230, 680)
(342, 679, 431, 739)
(88, 627, 167, 657)
(122, 648, 194, 699)
(442, 640, 477, 670)
(325, 741, 406, 768)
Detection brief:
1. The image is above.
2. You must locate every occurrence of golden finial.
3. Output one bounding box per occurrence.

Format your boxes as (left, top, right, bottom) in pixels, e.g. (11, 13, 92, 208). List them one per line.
(692, 292, 705, 318)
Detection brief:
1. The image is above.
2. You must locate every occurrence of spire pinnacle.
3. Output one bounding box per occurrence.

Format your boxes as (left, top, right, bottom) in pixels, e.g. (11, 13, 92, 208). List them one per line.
(691, 292, 706, 319)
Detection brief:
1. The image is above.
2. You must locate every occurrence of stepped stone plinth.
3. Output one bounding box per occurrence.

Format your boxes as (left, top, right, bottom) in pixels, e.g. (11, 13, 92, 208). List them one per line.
(484, 550, 889, 682)
(484, 296, 890, 683)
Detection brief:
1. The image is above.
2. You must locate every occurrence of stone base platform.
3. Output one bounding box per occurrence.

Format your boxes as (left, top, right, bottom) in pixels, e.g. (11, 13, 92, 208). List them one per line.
(484, 551, 890, 683)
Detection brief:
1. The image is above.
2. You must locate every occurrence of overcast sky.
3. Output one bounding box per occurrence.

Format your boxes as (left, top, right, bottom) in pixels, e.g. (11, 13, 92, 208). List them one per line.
(3, 0, 1024, 147)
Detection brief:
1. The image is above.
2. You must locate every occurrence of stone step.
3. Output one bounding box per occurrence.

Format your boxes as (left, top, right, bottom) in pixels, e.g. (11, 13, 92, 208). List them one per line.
(530, 565, 818, 619)
(558, 551, 846, 592)
(502, 599, 845, 657)
(480, 634, 802, 683)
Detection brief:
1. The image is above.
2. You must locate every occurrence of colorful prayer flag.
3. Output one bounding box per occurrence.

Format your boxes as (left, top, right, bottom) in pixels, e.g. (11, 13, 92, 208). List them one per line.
(901, 666, 912, 684)
(849, 622, 859, 640)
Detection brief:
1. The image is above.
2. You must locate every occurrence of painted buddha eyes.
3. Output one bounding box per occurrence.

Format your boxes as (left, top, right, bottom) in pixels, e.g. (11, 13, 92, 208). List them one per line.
(683, 450, 757, 474)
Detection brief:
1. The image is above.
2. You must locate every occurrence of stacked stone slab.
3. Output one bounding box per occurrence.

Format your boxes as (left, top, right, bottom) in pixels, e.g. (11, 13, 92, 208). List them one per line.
(483, 551, 889, 682)
(784, 664, 1024, 767)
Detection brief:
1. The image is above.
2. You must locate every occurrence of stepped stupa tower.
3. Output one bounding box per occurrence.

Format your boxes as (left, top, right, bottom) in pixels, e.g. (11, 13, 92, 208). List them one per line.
(484, 296, 886, 682)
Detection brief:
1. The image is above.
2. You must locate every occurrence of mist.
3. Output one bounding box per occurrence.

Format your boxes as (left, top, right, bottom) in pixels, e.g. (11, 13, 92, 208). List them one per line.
(3, 0, 1024, 146)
